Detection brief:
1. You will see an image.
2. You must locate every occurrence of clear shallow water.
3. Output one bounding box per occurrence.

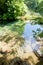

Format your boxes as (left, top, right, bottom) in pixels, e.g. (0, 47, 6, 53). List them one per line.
(0, 20, 43, 56)
(23, 22, 43, 40)
(22, 21, 43, 55)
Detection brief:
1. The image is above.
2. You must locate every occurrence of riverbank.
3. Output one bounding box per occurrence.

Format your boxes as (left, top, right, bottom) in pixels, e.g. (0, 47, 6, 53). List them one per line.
(0, 20, 43, 65)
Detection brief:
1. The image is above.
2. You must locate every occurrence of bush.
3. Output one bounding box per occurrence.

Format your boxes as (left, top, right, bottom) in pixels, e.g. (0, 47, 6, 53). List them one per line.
(25, 0, 38, 10)
(0, 0, 27, 20)
(25, 0, 43, 14)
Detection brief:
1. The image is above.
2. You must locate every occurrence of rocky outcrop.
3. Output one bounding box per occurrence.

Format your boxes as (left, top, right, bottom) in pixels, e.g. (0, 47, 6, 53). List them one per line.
(0, 32, 39, 65)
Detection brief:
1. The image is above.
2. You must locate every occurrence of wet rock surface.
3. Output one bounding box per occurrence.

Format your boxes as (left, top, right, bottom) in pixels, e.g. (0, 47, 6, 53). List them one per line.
(0, 32, 38, 65)
(0, 21, 43, 65)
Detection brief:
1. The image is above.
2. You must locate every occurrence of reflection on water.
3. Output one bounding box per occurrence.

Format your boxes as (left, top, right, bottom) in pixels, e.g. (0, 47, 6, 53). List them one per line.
(22, 21, 43, 56)
(0, 20, 43, 56)
(23, 22, 43, 40)
(0, 20, 43, 65)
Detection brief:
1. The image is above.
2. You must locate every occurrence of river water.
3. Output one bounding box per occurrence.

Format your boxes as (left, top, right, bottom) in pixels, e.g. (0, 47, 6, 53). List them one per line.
(0, 20, 43, 57)
(22, 21, 43, 56)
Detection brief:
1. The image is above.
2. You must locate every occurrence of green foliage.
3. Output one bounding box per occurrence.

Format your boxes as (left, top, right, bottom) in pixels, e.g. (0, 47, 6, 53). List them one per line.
(0, 0, 27, 20)
(36, 1, 43, 15)
(0, 0, 6, 8)
(25, 0, 38, 10)
(38, 31, 43, 38)
(25, 0, 43, 15)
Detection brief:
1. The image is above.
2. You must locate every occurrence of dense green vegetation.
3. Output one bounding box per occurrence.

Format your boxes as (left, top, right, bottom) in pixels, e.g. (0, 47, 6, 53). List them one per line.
(0, 0, 43, 22)
(0, 0, 43, 65)
(0, 0, 27, 20)
(25, 0, 43, 14)
(25, 0, 43, 24)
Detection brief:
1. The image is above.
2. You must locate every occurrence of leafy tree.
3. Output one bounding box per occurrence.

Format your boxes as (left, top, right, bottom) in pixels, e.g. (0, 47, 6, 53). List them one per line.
(25, 0, 43, 14)
(36, 1, 43, 15)
(25, 0, 38, 10)
(0, 0, 27, 20)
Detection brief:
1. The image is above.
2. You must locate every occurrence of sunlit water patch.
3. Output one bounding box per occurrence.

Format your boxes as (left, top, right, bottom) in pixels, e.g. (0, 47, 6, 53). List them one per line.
(0, 20, 43, 57)
(22, 21, 43, 56)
